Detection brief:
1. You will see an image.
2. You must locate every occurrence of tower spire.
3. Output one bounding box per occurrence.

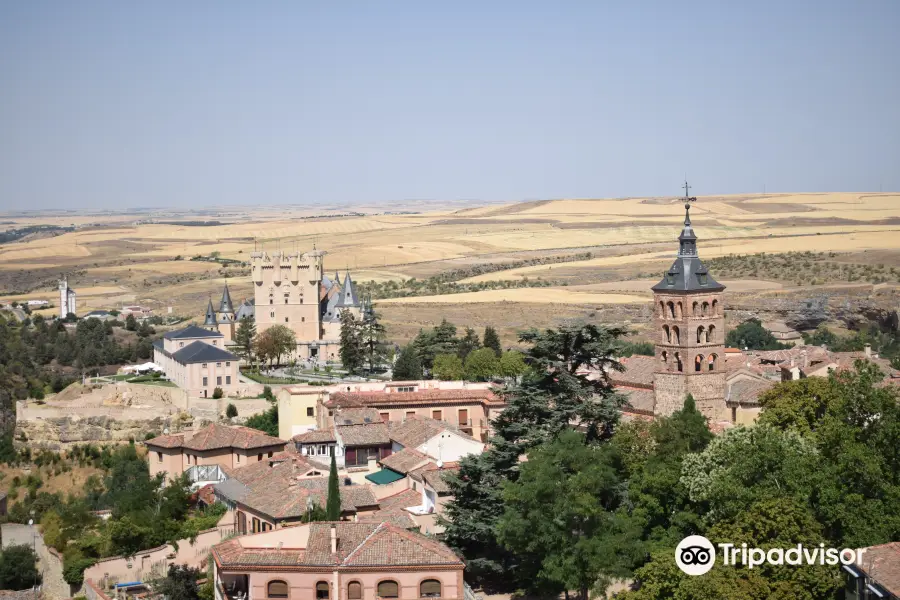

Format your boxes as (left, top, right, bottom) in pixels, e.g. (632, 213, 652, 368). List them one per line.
(678, 180, 698, 258)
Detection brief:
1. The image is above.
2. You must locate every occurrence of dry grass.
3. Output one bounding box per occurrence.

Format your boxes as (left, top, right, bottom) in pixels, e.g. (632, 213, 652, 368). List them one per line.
(2, 192, 899, 329)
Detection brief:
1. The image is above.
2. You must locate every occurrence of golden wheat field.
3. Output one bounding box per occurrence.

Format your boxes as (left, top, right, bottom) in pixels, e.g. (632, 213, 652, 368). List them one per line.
(2, 192, 899, 335)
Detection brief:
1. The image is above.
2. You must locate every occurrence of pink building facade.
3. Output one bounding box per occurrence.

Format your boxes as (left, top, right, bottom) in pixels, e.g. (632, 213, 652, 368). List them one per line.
(152, 324, 240, 398)
(146, 424, 287, 483)
(213, 522, 466, 600)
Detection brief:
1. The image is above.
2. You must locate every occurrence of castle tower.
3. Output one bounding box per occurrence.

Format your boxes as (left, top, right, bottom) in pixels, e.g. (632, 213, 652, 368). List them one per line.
(652, 184, 727, 421)
(249, 249, 326, 358)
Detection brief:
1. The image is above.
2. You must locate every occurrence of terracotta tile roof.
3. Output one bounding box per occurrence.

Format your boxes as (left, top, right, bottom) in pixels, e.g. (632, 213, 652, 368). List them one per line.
(388, 416, 478, 449)
(327, 389, 504, 408)
(857, 541, 900, 597)
(213, 520, 463, 570)
(726, 378, 774, 406)
(422, 468, 455, 494)
(221, 455, 377, 520)
(292, 429, 337, 443)
(333, 407, 382, 426)
(146, 424, 286, 452)
(379, 448, 432, 475)
(336, 422, 390, 447)
(144, 433, 183, 449)
(617, 386, 656, 413)
(374, 488, 422, 512)
(359, 510, 418, 529)
(611, 355, 657, 387)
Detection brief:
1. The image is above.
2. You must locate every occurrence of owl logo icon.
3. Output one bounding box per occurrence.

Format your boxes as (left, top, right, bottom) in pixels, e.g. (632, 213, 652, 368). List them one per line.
(675, 535, 716, 575)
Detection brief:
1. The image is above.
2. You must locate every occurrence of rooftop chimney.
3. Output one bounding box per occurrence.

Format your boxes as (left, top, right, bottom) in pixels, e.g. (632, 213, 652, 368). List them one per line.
(330, 524, 337, 554)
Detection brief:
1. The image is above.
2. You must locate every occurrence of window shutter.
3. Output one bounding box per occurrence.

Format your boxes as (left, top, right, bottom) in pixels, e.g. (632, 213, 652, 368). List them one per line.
(420, 579, 442, 597)
(377, 581, 399, 598)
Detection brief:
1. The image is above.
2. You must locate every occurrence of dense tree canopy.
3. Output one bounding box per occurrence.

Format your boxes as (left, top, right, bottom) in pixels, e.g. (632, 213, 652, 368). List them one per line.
(724, 318, 791, 350)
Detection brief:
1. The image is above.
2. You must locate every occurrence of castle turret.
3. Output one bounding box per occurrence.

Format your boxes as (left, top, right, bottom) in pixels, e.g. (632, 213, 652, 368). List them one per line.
(203, 298, 217, 330)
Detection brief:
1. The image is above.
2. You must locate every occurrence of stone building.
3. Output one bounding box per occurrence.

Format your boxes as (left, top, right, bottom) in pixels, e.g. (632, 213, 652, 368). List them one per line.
(652, 192, 727, 421)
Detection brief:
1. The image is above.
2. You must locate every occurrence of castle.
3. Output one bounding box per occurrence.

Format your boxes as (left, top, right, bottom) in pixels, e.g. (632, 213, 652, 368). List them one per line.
(202, 250, 363, 362)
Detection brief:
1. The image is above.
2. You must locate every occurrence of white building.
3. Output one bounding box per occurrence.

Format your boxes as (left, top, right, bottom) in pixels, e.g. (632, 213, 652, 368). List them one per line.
(58, 278, 76, 318)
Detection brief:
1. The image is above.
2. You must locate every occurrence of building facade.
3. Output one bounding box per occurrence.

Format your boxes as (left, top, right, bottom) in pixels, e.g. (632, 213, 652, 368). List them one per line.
(58, 277, 76, 318)
(652, 192, 727, 421)
(146, 423, 287, 483)
(152, 325, 241, 397)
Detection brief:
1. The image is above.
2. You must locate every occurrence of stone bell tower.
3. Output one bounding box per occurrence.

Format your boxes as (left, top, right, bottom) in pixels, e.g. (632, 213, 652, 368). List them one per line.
(652, 183, 727, 421)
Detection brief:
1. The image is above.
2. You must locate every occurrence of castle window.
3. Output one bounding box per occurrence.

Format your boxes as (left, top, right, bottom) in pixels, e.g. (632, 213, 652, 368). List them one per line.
(696, 326, 705, 344)
(285, 317, 289, 323)
(712, 299, 719, 316)
(695, 354, 704, 372)
(216, 362, 221, 367)
(699, 273, 708, 286)
(707, 325, 715, 343)
(201, 363, 207, 368)
(270, 312, 275, 318)
(301, 317, 305, 322)
(285, 298, 288, 304)
(702, 301, 709, 316)
(662, 325, 670, 344)
(671, 326, 680, 344)
(709, 353, 718, 371)
(666, 273, 675, 286)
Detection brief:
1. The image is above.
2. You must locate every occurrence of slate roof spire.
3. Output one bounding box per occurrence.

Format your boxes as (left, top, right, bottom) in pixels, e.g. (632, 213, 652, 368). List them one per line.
(204, 298, 217, 326)
(678, 180, 698, 258)
(219, 281, 234, 314)
(651, 181, 725, 293)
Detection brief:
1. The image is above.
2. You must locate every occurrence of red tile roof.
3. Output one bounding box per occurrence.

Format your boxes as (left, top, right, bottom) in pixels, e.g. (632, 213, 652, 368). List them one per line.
(213, 521, 463, 569)
(611, 355, 657, 388)
(292, 429, 337, 443)
(146, 424, 286, 452)
(327, 389, 504, 408)
(388, 416, 479, 449)
(336, 422, 391, 447)
(857, 542, 900, 597)
(379, 448, 432, 475)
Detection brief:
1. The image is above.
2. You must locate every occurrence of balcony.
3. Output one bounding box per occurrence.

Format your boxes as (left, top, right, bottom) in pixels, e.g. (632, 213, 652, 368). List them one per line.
(217, 575, 249, 600)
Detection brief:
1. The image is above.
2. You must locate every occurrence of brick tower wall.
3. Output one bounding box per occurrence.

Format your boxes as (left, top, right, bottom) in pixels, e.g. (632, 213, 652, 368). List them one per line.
(652, 291, 727, 421)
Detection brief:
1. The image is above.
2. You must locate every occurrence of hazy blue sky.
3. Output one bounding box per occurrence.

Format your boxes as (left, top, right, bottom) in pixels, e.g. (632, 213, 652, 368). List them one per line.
(1, 1, 898, 210)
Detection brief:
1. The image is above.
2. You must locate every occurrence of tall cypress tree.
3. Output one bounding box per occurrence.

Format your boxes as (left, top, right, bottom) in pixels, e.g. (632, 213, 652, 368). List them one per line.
(339, 310, 362, 374)
(326, 453, 341, 521)
(483, 326, 502, 357)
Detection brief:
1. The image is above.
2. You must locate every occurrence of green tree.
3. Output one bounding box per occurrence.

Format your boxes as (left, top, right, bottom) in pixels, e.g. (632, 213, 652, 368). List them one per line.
(125, 314, 137, 331)
(339, 310, 363, 373)
(680, 425, 819, 524)
(457, 327, 481, 360)
(359, 301, 388, 372)
(622, 395, 712, 552)
(498, 431, 642, 599)
(433, 353, 465, 380)
(244, 405, 278, 436)
(724, 318, 790, 350)
(225, 403, 238, 418)
(498, 351, 528, 379)
(392, 345, 422, 380)
(254, 325, 296, 368)
(412, 319, 458, 371)
(326, 453, 341, 520)
(0, 545, 40, 591)
(756, 377, 838, 435)
(483, 326, 502, 357)
(464, 347, 499, 381)
(212, 387, 223, 399)
(154, 564, 201, 600)
(620, 497, 841, 600)
(442, 322, 629, 587)
(233, 316, 256, 364)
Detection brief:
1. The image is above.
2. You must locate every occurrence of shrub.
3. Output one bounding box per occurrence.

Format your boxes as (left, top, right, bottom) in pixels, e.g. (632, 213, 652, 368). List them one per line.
(225, 403, 238, 419)
(212, 387, 223, 399)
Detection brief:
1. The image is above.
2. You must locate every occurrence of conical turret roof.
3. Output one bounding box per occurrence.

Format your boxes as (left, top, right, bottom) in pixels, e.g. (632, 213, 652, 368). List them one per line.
(219, 282, 234, 313)
(204, 298, 217, 326)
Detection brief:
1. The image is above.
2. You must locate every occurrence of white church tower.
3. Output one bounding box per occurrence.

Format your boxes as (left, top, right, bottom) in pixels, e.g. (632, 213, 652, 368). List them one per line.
(58, 278, 76, 318)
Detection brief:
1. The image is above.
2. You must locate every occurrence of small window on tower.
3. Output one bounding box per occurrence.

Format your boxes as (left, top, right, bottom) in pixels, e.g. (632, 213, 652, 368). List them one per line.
(699, 273, 708, 285)
(666, 273, 675, 286)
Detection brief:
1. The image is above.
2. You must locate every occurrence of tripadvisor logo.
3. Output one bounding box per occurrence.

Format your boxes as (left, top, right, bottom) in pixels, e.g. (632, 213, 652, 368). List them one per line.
(675, 535, 867, 576)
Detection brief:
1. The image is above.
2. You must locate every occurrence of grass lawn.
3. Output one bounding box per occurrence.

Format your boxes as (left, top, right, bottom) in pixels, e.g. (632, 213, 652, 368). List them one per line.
(240, 370, 307, 384)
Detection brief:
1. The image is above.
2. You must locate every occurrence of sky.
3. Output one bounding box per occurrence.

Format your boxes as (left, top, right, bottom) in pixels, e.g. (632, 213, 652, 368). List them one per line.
(1, 1, 898, 210)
